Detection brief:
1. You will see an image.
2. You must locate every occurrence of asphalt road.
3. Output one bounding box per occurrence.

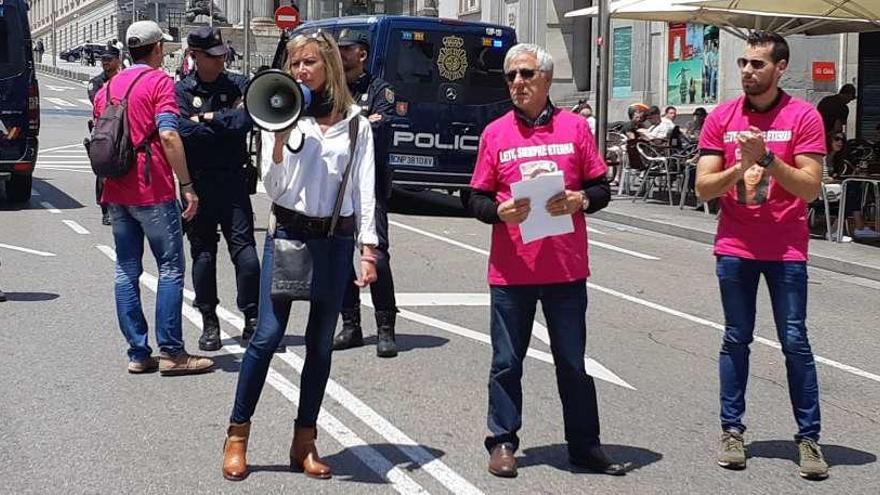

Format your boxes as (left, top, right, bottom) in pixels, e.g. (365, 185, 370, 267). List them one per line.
(1, 73, 878, 494)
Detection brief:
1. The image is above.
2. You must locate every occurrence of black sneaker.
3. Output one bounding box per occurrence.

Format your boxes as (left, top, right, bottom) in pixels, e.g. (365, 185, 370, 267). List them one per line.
(101, 212, 111, 226)
(718, 430, 746, 470)
(798, 438, 829, 480)
(569, 446, 626, 475)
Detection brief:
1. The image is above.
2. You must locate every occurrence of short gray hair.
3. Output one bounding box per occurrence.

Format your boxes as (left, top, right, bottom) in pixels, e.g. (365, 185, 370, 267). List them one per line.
(503, 43, 554, 76)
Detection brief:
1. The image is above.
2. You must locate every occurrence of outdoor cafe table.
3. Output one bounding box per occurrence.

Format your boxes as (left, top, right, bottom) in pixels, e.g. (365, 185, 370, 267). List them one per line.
(835, 175, 880, 242)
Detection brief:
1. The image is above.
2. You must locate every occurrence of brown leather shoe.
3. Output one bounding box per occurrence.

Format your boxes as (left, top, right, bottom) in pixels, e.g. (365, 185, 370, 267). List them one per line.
(488, 443, 518, 478)
(222, 422, 251, 481)
(127, 356, 159, 374)
(290, 426, 331, 479)
(158, 351, 214, 376)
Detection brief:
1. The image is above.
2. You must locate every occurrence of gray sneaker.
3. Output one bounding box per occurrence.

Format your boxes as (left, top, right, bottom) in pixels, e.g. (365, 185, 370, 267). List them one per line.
(718, 430, 746, 469)
(798, 439, 829, 480)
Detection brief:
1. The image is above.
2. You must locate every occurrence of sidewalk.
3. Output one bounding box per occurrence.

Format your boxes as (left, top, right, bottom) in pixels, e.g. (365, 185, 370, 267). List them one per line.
(595, 198, 880, 282)
(35, 56, 104, 82)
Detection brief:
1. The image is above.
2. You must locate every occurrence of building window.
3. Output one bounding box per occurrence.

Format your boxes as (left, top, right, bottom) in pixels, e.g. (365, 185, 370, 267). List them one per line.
(459, 0, 479, 15)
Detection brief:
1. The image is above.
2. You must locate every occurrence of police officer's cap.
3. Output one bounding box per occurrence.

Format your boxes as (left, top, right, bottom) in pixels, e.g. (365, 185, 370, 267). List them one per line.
(188, 26, 229, 56)
(337, 29, 370, 50)
(101, 43, 122, 60)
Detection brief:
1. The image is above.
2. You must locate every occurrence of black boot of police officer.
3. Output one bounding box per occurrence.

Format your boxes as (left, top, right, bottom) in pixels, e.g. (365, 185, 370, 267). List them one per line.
(332, 30, 399, 357)
(176, 27, 262, 352)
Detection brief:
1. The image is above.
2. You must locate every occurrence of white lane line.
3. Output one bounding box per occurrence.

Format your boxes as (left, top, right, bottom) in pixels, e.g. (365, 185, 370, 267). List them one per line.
(587, 226, 606, 235)
(38, 162, 91, 166)
(45, 84, 75, 91)
(0, 243, 56, 257)
(94, 245, 431, 495)
(40, 143, 85, 153)
(77, 98, 92, 106)
(40, 201, 60, 213)
(390, 220, 489, 256)
(62, 219, 90, 235)
(39, 167, 93, 174)
(591, 240, 660, 260)
(388, 292, 634, 389)
(391, 220, 880, 386)
(45, 97, 76, 107)
(382, 303, 635, 391)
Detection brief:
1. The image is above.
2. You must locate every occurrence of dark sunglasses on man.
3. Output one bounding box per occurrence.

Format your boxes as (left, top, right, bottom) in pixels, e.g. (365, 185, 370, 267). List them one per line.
(736, 58, 768, 70)
(505, 68, 540, 83)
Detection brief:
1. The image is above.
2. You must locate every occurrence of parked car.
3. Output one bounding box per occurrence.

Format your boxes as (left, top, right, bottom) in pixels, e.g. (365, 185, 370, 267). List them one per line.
(0, 0, 40, 203)
(60, 42, 113, 63)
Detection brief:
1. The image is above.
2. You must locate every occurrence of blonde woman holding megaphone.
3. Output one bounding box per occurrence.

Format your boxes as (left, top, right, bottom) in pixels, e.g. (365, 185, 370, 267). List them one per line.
(223, 31, 378, 482)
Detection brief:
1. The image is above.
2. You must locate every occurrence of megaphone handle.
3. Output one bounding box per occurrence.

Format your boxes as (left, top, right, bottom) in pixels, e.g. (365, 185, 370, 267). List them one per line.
(285, 130, 305, 153)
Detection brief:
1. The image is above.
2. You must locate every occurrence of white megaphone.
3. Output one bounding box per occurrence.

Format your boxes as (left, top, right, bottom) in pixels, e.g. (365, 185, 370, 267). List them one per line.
(244, 69, 313, 151)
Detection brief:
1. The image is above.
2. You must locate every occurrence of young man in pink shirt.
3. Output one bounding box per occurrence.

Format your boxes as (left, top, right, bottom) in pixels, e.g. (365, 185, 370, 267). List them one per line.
(94, 21, 213, 376)
(469, 43, 622, 479)
(696, 31, 828, 479)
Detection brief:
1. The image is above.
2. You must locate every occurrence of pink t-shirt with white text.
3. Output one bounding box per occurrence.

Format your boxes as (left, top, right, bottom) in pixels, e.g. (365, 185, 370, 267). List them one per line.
(93, 66, 179, 206)
(471, 109, 607, 286)
(699, 92, 826, 261)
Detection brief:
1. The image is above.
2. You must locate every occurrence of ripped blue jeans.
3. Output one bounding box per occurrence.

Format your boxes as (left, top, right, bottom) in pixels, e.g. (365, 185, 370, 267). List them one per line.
(109, 200, 187, 361)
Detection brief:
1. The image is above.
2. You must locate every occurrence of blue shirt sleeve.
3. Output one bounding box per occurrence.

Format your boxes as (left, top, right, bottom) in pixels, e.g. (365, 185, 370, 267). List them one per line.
(156, 112, 179, 132)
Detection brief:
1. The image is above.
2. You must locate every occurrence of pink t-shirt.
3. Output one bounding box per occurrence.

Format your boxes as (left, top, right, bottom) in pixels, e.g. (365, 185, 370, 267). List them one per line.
(92, 66, 179, 206)
(471, 109, 607, 286)
(699, 92, 826, 261)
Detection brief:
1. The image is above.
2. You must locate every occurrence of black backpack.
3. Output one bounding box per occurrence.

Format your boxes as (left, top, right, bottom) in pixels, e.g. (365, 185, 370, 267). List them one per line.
(87, 69, 157, 183)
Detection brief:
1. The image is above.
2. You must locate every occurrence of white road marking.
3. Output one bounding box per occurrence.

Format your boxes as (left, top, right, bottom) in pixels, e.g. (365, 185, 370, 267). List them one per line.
(392, 220, 880, 386)
(94, 245, 432, 495)
(591, 240, 660, 260)
(45, 84, 74, 91)
(40, 201, 60, 213)
(40, 143, 85, 153)
(587, 226, 606, 235)
(62, 220, 90, 235)
(390, 220, 490, 256)
(38, 161, 91, 165)
(77, 98, 92, 106)
(45, 97, 76, 107)
(39, 167, 93, 174)
(0, 243, 56, 257)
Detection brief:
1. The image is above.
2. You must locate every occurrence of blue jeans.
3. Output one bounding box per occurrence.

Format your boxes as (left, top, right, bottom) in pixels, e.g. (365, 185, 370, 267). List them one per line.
(716, 256, 821, 441)
(231, 225, 355, 427)
(109, 200, 186, 361)
(485, 281, 601, 459)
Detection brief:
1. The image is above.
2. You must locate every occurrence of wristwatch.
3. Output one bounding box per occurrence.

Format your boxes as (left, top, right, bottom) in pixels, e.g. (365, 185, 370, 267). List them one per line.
(758, 150, 775, 168)
(580, 190, 590, 211)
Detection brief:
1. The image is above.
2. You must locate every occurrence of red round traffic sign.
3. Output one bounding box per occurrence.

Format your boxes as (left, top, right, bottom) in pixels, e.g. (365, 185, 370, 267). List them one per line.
(275, 6, 300, 29)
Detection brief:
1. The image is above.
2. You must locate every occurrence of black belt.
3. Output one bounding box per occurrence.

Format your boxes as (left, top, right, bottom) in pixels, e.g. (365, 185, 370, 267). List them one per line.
(273, 204, 355, 236)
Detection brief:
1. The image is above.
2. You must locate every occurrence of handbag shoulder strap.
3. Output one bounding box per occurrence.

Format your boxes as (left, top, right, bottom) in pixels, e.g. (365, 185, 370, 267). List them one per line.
(328, 116, 360, 238)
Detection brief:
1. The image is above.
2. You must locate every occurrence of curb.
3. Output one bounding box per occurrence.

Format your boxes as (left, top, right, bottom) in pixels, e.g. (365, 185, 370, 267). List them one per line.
(35, 64, 92, 83)
(594, 209, 880, 283)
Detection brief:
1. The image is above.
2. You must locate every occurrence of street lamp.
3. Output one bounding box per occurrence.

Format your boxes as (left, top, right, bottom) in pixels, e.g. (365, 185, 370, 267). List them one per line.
(51, 0, 57, 67)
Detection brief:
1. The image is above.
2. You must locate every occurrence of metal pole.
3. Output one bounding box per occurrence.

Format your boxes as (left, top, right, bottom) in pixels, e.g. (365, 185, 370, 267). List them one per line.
(242, 1, 250, 74)
(596, 0, 611, 155)
(210, 0, 214, 27)
(51, 0, 57, 67)
(132, 0, 136, 23)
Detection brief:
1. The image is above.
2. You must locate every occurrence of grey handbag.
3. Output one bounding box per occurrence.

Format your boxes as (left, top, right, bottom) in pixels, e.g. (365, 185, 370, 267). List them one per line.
(270, 117, 360, 302)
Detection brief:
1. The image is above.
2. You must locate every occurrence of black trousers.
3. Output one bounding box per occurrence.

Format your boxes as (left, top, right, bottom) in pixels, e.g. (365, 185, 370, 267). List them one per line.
(186, 172, 260, 316)
(341, 196, 396, 313)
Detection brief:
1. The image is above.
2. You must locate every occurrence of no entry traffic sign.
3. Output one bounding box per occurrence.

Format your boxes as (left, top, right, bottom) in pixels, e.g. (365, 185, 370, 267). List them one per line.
(275, 6, 301, 30)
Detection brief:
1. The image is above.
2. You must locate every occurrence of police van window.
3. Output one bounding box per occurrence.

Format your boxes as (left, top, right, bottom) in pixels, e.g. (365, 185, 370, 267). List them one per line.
(0, 7, 27, 76)
(385, 29, 509, 105)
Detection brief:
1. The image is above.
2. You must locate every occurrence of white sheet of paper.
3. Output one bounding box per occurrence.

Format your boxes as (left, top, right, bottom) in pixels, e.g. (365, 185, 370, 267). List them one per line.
(510, 171, 574, 244)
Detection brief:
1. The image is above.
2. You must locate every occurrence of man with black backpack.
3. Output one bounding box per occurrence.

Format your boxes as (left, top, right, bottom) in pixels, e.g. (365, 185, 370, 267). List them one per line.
(91, 21, 214, 376)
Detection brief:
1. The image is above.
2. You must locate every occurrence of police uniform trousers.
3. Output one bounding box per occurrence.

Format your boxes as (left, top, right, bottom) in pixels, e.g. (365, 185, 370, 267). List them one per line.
(187, 170, 260, 317)
(341, 194, 396, 313)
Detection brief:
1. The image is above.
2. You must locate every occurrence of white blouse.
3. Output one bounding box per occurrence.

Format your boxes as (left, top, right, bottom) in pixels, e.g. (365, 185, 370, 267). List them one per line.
(261, 104, 378, 247)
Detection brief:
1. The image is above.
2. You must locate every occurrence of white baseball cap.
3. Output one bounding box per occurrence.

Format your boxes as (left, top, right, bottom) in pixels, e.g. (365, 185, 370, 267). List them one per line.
(126, 21, 173, 49)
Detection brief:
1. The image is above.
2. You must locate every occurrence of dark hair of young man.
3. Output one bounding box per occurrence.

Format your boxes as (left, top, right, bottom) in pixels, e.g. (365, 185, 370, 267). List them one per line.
(746, 30, 789, 64)
(664, 106, 676, 114)
(129, 42, 157, 63)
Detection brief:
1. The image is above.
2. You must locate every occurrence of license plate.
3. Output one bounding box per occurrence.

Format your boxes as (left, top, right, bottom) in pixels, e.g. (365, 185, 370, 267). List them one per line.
(389, 153, 434, 168)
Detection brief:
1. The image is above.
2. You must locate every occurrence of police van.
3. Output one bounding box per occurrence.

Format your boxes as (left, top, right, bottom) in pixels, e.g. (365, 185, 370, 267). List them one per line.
(274, 15, 515, 205)
(0, 0, 39, 203)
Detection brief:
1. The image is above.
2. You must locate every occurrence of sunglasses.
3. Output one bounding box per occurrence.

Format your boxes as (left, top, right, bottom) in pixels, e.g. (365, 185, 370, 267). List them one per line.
(505, 68, 540, 83)
(736, 58, 768, 70)
(832, 136, 845, 142)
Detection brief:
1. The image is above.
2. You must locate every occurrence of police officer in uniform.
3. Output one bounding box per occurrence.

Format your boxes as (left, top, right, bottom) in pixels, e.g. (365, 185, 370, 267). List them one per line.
(176, 27, 260, 351)
(87, 42, 123, 226)
(333, 29, 400, 358)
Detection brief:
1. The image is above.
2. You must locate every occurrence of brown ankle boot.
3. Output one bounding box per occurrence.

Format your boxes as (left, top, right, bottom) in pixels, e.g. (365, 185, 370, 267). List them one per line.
(290, 426, 331, 479)
(222, 422, 251, 481)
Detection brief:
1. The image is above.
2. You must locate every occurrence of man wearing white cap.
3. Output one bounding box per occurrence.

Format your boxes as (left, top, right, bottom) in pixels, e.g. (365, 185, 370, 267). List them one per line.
(92, 21, 214, 376)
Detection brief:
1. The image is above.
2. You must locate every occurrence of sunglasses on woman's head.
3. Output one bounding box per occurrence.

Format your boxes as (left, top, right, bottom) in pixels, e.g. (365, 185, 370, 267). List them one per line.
(736, 58, 768, 70)
(505, 68, 539, 83)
